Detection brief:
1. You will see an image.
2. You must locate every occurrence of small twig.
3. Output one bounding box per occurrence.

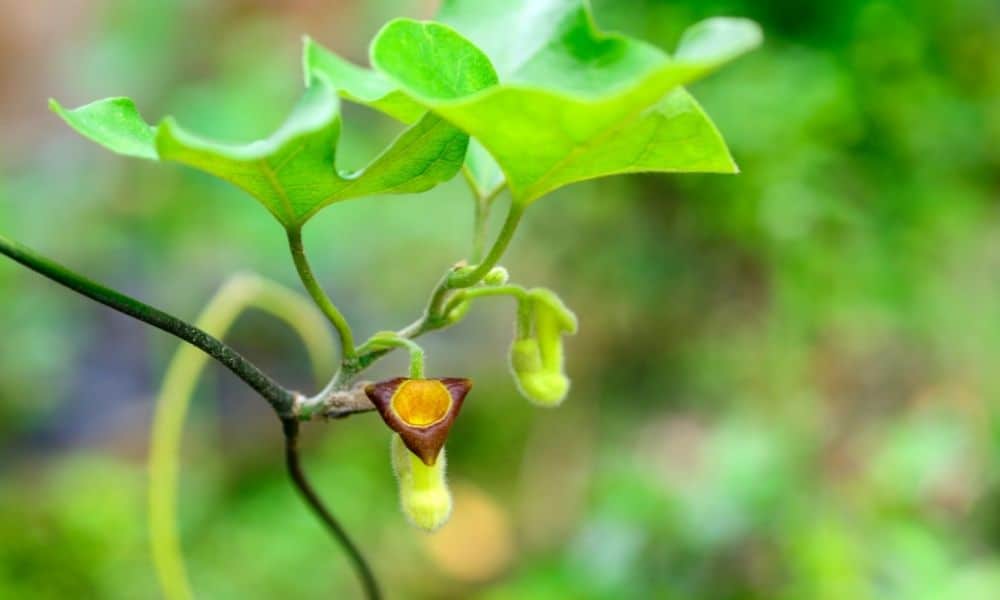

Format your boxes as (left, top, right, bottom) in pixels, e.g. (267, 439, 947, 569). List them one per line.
(282, 418, 381, 600)
(0, 233, 299, 415)
(313, 381, 376, 419)
(0, 233, 379, 594)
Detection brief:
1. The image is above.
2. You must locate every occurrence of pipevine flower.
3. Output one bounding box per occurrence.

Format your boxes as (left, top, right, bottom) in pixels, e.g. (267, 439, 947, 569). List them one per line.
(366, 377, 472, 531)
(365, 377, 471, 465)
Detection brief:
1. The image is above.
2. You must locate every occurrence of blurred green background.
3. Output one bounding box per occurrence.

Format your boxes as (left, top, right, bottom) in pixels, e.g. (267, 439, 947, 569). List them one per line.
(1, 0, 999, 598)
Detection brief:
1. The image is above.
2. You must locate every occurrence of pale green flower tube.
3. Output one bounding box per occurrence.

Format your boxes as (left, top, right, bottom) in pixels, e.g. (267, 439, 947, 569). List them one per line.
(391, 434, 452, 531)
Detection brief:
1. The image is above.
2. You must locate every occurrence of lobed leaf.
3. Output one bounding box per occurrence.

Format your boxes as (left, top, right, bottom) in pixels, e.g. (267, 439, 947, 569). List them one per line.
(306, 30, 504, 199)
(52, 75, 469, 228)
(308, 1, 761, 204)
(371, 7, 761, 204)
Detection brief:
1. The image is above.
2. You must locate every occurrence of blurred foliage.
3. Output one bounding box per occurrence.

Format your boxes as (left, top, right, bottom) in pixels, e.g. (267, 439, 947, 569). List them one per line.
(0, 0, 999, 598)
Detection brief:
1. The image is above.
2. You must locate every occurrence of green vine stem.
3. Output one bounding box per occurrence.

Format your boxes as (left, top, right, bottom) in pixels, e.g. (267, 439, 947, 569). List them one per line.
(471, 195, 489, 263)
(461, 169, 506, 264)
(310, 284, 524, 406)
(298, 185, 522, 402)
(307, 261, 527, 411)
(445, 284, 532, 338)
(0, 233, 299, 415)
(286, 226, 358, 364)
(359, 332, 426, 378)
(444, 284, 526, 311)
(149, 275, 336, 600)
(448, 202, 524, 289)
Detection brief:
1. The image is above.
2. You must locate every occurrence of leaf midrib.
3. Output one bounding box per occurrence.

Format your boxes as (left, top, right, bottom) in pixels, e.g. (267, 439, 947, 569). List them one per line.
(257, 158, 298, 225)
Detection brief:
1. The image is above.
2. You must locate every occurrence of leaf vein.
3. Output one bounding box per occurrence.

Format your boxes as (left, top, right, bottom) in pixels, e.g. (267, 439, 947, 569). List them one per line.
(257, 159, 296, 224)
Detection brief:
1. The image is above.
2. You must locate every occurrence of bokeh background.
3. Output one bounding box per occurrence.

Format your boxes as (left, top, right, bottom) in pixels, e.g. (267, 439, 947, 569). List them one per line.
(2, 0, 999, 598)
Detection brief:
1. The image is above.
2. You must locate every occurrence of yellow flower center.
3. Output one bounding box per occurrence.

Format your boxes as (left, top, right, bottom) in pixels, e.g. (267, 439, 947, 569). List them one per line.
(391, 380, 452, 427)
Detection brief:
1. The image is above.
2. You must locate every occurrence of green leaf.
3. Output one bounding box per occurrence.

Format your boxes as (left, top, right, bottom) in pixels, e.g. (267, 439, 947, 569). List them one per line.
(50, 97, 157, 160)
(52, 75, 469, 228)
(306, 31, 502, 198)
(366, 20, 501, 100)
(367, 3, 762, 204)
(301, 36, 425, 124)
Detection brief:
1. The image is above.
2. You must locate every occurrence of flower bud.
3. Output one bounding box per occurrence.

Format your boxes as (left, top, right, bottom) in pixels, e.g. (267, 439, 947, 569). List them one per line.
(507, 289, 578, 407)
(483, 266, 510, 286)
(391, 434, 452, 531)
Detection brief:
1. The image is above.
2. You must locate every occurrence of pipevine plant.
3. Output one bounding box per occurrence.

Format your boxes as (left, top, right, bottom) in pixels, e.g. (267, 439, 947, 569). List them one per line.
(0, 1, 760, 598)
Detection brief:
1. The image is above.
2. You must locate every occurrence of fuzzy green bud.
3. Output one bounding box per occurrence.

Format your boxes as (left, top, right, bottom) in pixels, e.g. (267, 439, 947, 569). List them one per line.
(507, 289, 578, 407)
(483, 266, 510, 286)
(391, 434, 452, 531)
(508, 338, 570, 406)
